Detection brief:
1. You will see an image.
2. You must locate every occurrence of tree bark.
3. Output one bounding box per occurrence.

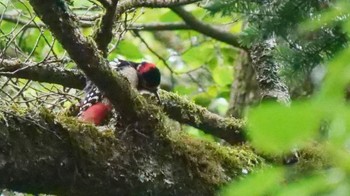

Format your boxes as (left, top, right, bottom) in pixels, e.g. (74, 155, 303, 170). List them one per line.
(0, 108, 263, 195)
(249, 38, 291, 104)
(227, 51, 260, 118)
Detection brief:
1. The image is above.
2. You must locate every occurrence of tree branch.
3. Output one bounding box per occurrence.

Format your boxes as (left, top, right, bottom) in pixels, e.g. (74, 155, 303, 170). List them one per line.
(171, 6, 245, 49)
(0, 59, 85, 89)
(2, 13, 240, 47)
(0, 107, 262, 195)
(249, 38, 291, 104)
(93, 0, 119, 56)
(1, 14, 93, 28)
(96, 0, 112, 8)
(1, 13, 189, 31)
(0, 58, 245, 144)
(160, 91, 245, 144)
(128, 22, 190, 31)
(227, 51, 260, 118)
(116, 0, 201, 17)
(28, 0, 155, 124)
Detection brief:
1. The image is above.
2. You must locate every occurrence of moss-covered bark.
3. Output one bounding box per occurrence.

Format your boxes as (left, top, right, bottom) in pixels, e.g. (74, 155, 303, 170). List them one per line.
(0, 107, 263, 195)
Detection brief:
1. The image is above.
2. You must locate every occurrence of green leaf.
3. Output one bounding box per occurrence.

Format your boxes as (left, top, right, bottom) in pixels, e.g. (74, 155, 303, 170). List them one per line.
(193, 93, 212, 107)
(0, 21, 16, 35)
(160, 10, 181, 22)
(276, 174, 331, 196)
(212, 66, 233, 86)
(247, 102, 321, 154)
(186, 126, 215, 142)
(182, 46, 213, 68)
(221, 167, 284, 196)
(116, 40, 143, 60)
(174, 85, 197, 96)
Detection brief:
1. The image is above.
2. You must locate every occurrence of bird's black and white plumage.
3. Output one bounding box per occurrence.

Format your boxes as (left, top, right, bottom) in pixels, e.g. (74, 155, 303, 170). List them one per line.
(78, 58, 161, 125)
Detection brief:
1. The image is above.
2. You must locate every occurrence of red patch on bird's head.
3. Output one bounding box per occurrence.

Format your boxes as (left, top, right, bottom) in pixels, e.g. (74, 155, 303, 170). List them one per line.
(137, 62, 156, 74)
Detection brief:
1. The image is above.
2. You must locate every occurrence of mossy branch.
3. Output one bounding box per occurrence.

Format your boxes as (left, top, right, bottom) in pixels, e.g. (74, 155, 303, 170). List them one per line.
(0, 107, 263, 195)
(0, 58, 245, 144)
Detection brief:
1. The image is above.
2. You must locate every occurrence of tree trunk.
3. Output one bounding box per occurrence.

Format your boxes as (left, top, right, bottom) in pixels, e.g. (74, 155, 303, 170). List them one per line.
(227, 51, 260, 118)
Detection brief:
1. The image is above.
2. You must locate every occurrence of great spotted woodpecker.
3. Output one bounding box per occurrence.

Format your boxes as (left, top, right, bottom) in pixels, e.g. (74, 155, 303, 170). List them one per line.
(78, 59, 161, 125)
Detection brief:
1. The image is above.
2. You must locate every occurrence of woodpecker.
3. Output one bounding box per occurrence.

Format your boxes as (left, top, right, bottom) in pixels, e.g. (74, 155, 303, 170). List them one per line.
(78, 59, 161, 125)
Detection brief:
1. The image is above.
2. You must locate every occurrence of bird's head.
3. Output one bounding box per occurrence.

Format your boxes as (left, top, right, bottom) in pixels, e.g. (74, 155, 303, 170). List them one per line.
(137, 62, 161, 91)
(137, 62, 161, 102)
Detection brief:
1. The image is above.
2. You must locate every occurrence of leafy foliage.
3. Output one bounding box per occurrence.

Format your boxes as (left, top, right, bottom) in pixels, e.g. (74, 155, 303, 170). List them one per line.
(208, 0, 348, 80)
(219, 0, 350, 195)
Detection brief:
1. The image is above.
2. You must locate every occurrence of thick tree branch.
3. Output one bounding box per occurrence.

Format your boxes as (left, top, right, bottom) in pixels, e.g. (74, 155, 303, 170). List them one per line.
(227, 51, 260, 118)
(96, 0, 112, 8)
(0, 59, 245, 144)
(93, 0, 119, 56)
(0, 59, 85, 89)
(171, 6, 245, 49)
(0, 108, 262, 195)
(249, 38, 291, 104)
(160, 91, 245, 144)
(28, 0, 155, 124)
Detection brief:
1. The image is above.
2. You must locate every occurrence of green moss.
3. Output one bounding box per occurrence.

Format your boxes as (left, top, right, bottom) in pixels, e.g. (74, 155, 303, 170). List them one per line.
(295, 143, 329, 172)
(164, 130, 265, 186)
(49, 112, 119, 162)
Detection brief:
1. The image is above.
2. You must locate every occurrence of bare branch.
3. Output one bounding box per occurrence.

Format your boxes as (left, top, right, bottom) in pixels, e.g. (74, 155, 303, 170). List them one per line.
(2, 14, 190, 31)
(93, 0, 119, 56)
(128, 22, 190, 31)
(1, 14, 93, 28)
(116, 0, 202, 17)
(171, 6, 245, 49)
(0, 59, 85, 89)
(2, 13, 241, 47)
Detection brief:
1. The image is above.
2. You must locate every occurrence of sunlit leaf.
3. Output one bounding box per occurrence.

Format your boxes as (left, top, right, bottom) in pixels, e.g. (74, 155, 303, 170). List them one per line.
(160, 10, 181, 22)
(182, 45, 213, 68)
(212, 66, 233, 86)
(276, 174, 332, 196)
(174, 85, 197, 96)
(247, 102, 322, 154)
(115, 40, 143, 60)
(193, 93, 212, 107)
(221, 167, 284, 196)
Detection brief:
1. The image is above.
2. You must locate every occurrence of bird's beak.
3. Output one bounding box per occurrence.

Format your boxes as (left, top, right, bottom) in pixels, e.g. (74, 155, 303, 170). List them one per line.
(152, 88, 161, 104)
